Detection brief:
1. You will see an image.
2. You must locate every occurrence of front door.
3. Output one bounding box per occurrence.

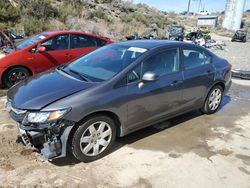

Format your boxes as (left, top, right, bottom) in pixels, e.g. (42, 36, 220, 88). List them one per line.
(34, 34, 70, 73)
(126, 48, 184, 131)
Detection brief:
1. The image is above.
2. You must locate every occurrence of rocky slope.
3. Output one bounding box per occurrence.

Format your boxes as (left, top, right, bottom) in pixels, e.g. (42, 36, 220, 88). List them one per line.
(2, 0, 196, 40)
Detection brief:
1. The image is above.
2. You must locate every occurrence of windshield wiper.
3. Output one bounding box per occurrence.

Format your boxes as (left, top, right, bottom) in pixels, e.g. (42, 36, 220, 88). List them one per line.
(57, 66, 70, 75)
(68, 69, 91, 82)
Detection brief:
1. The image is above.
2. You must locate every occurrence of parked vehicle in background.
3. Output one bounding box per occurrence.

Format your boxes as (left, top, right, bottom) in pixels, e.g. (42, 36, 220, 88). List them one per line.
(186, 29, 211, 41)
(0, 30, 16, 51)
(0, 31, 112, 88)
(180, 11, 194, 16)
(7, 40, 232, 162)
(168, 26, 185, 41)
(126, 33, 142, 40)
(232, 30, 247, 42)
(197, 10, 211, 15)
(186, 31, 202, 40)
(3, 29, 24, 42)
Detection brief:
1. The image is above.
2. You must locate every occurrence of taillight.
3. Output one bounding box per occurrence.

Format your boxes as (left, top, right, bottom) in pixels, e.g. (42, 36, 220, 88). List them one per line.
(228, 63, 232, 70)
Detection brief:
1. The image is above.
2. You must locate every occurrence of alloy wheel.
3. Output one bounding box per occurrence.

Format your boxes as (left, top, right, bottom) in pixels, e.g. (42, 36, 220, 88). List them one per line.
(208, 88, 222, 111)
(80, 121, 112, 156)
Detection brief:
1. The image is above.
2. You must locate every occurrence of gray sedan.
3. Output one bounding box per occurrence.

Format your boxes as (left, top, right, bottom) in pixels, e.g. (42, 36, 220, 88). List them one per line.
(7, 40, 232, 162)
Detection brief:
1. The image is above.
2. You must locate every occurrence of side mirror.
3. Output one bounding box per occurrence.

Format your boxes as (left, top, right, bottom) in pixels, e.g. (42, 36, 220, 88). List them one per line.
(142, 71, 158, 82)
(138, 71, 158, 89)
(37, 46, 46, 53)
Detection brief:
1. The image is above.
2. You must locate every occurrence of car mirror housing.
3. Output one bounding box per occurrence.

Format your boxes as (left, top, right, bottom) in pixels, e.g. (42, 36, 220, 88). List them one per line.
(37, 46, 46, 53)
(142, 71, 158, 82)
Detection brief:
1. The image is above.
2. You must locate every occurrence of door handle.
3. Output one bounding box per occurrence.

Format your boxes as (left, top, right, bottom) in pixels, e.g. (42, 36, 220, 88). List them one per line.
(170, 80, 183, 86)
(64, 53, 71, 57)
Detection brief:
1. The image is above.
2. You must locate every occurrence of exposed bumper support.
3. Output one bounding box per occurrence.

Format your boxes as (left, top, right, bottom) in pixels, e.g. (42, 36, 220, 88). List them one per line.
(18, 122, 74, 160)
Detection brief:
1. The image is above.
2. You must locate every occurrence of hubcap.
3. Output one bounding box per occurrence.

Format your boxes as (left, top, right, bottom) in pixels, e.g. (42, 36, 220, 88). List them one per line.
(208, 88, 222, 111)
(8, 71, 28, 85)
(80, 121, 112, 156)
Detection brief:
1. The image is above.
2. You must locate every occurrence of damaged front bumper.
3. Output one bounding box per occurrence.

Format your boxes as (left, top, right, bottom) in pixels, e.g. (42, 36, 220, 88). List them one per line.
(16, 120, 74, 160)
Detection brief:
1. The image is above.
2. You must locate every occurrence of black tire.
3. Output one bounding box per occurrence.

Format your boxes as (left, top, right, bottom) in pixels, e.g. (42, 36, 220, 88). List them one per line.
(3, 67, 30, 88)
(71, 116, 116, 162)
(243, 37, 247, 43)
(201, 85, 223, 114)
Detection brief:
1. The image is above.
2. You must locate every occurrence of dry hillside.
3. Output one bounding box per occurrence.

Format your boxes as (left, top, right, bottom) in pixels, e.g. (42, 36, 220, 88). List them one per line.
(0, 0, 198, 40)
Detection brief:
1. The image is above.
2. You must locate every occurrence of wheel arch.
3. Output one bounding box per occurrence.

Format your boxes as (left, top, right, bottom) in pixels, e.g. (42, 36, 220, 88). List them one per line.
(1, 65, 33, 86)
(69, 110, 123, 141)
(203, 81, 225, 105)
(213, 81, 225, 92)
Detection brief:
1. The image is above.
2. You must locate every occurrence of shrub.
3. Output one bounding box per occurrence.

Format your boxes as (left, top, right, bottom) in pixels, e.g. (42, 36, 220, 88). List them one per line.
(23, 0, 59, 20)
(23, 17, 49, 36)
(0, 0, 20, 24)
(89, 9, 113, 23)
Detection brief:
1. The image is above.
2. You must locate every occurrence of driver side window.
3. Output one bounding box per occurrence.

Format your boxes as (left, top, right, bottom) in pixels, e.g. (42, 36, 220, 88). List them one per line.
(142, 48, 179, 76)
(127, 64, 141, 83)
(41, 34, 69, 51)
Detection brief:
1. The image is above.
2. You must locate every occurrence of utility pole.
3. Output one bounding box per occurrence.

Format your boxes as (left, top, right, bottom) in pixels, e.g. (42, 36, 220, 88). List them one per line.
(187, 0, 191, 16)
(198, 0, 202, 12)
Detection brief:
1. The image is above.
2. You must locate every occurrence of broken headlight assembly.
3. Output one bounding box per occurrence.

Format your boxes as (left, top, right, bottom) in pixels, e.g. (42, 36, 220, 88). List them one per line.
(24, 108, 70, 124)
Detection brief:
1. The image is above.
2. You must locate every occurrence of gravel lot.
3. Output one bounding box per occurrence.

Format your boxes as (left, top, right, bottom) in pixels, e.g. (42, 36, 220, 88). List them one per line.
(210, 34, 250, 71)
(0, 34, 250, 187)
(0, 79, 250, 187)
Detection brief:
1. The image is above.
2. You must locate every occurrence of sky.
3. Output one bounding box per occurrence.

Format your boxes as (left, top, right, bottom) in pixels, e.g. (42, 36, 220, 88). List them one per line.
(133, 0, 250, 13)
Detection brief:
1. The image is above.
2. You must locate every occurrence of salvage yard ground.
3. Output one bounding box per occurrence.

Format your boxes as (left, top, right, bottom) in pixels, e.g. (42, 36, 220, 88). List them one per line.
(0, 34, 250, 187)
(0, 78, 250, 187)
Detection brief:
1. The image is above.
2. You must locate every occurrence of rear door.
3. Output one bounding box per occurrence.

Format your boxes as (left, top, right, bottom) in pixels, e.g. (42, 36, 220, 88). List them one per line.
(34, 34, 70, 73)
(181, 48, 215, 110)
(69, 34, 99, 60)
(126, 48, 184, 130)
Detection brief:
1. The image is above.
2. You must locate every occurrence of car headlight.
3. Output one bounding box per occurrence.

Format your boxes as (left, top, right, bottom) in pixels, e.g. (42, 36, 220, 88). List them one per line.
(25, 109, 70, 123)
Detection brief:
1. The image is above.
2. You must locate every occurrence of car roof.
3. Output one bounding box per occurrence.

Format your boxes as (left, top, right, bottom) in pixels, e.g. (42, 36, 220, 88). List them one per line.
(116, 40, 196, 50)
(41, 31, 111, 41)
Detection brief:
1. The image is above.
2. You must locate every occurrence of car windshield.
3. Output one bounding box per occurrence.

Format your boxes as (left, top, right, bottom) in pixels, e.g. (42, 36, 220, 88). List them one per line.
(62, 44, 148, 82)
(16, 33, 48, 50)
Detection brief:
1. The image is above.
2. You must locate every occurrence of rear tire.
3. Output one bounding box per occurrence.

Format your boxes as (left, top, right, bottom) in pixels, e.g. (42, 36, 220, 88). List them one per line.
(71, 116, 116, 162)
(201, 85, 223, 114)
(3, 67, 30, 88)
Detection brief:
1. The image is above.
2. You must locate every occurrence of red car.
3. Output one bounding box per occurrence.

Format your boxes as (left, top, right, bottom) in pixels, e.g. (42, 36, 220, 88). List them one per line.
(0, 31, 112, 88)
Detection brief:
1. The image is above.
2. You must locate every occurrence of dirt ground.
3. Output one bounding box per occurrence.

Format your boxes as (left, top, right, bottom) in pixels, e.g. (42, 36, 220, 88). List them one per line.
(0, 34, 250, 187)
(0, 78, 249, 187)
(209, 33, 250, 71)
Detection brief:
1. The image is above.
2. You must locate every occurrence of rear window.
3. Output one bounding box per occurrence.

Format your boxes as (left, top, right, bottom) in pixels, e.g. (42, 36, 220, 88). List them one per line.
(183, 49, 211, 70)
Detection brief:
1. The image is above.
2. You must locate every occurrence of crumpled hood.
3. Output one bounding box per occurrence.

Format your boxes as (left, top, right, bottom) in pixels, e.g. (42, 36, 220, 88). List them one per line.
(7, 70, 95, 110)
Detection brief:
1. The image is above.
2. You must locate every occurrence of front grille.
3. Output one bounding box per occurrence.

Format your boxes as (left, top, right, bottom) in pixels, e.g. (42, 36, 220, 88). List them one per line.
(10, 110, 26, 123)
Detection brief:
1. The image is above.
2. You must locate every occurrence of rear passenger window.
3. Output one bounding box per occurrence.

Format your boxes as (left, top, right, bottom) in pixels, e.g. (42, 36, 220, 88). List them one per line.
(70, 34, 97, 49)
(95, 38, 107, 47)
(183, 49, 211, 70)
(142, 48, 179, 76)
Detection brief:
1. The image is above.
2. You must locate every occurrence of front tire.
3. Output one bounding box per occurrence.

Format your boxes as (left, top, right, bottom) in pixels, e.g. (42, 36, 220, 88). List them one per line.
(71, 116, 116, 162)
(202, 85, 223, 114)
(3, 67, 30, 88)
